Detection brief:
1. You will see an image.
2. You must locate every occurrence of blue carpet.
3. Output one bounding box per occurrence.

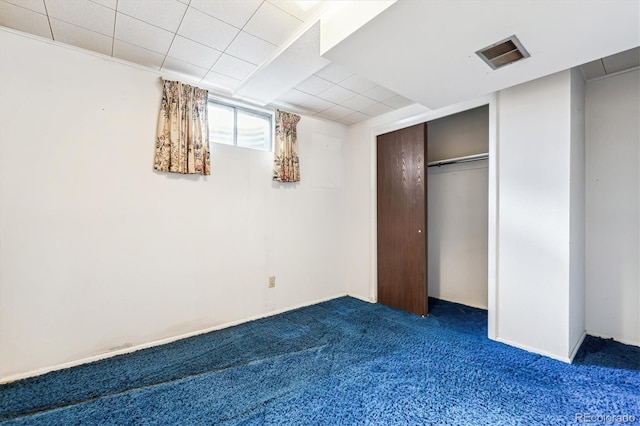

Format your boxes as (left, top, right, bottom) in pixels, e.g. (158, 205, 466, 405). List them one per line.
(0, 297, 638, 425)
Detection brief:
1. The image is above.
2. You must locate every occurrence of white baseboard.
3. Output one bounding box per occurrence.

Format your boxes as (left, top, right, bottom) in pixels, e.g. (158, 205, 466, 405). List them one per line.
(432, 296, 488, 311)
(495, 336, 572, 363)
(346, 293, 374, 303)
(0, 293, 348, 384)
(569, 331, 587, 362)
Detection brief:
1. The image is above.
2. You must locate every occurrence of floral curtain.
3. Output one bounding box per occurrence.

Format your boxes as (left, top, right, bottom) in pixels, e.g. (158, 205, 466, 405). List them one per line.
(273, 109, 301, 182)
(154, 79, 210, 175)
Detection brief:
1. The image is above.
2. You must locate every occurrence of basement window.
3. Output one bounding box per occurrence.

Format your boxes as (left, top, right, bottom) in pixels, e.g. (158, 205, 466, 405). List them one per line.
(208, 98, 273, 152)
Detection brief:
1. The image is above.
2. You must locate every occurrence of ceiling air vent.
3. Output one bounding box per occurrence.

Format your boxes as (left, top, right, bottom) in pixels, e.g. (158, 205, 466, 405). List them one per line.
(476, 35, 530, 70)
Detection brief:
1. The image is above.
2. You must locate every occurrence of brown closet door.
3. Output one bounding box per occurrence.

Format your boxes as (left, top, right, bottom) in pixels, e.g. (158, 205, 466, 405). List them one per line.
(376, 123, 427, 316)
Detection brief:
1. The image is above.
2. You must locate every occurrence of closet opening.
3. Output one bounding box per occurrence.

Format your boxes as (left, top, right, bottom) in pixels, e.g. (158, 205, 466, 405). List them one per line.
(376, 105, 489, 316)
(427, 105, 489, 311)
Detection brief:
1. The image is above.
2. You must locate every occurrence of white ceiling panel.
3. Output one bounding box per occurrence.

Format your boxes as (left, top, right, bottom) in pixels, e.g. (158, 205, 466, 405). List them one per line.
(277, 89, 334, 112)
(243, 1, 302, 46)
(4, 0, 45, 14)
(383, 94, 414, 109)
(317, 85, 357, 104)
(177, 6, 239, 51)
(0, 1, 52, 39)
(361, 102, 394, 117)
(362, 85, 397, 102)
(317, 104, 355, 119)
(50, 18, 112, 56)
(162, 57, 209, 79)
(225, 31, 277, 65)
(112, 39, 164, 69)
(45, 0, 115, 36)
(117, 0, 187, 33)
(294, 96, 334, 113)
(314, 62, 353, 83)
(268, 0, 324, 20)
(168, 35, 222, 69)
(340, 93, 377, 111)
(234, 44, 329, 104)
(273, 88, 312, 105)
(211, 54, 256, 81)
(294, 75, 333, 95)
(341, 111, 371, 125)
(338, 74, 377, 93)
(189, 0, 261, 29)
(115, 13, 174, 54)
(89, 0, 117, 10)
(202, 70, 242, 91)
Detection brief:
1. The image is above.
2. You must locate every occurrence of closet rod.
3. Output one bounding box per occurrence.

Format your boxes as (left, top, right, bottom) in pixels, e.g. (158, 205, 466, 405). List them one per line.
(427, 152, 489, 168)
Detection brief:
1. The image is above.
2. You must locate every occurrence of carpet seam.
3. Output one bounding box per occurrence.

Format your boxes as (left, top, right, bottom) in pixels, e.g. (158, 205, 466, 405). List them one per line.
(1, 343, 330, 422)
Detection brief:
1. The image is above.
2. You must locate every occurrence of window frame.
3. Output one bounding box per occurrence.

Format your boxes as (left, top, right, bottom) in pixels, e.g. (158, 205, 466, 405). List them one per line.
(207, 96, 274, 152)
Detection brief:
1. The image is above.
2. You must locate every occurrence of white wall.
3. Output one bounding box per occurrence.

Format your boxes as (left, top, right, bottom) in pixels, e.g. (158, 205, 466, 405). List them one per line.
(0, 30, 348, 380)
(585, 69, 640, 346)
(497, 69, 586, 361)
(569, 67, 586, 353)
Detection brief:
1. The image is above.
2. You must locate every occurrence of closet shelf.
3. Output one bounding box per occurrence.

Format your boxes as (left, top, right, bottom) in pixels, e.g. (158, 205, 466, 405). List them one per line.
(427, 152, 489, 167)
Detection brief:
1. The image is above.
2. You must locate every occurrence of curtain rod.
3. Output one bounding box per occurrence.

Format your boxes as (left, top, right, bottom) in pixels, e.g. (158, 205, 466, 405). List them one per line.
(427, 153, 489, 168)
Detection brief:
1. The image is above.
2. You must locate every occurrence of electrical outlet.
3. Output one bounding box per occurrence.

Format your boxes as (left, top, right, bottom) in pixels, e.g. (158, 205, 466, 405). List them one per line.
(268, 276, 276, 288)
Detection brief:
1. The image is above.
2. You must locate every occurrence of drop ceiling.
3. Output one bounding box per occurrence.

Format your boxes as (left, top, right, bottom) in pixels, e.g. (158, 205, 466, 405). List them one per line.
(1, 0, 639, 126)
(0, 0, 414, 126)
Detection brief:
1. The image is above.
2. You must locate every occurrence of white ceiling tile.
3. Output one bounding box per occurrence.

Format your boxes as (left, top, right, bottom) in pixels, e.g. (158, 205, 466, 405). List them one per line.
(0, 1, 52, 39)
(45, 0, 115, 36)
(115, 13, 174, 54)
(4, 0, 45, 14)
(295, 96, 334, 113)
(268, 0, 323, 21)
(112, 39, 165, 69)
(361, 102, 394, 117)
(244, 1, 302, 46)
(177, 0, 190, 4)
(341, 111, 371, 125)
(318, 104, 355, 119)
(317, 85, 357, 104)
(50, 18, 112, 56)
(168, 35, 222, 69)
(314, 62, 353, 83)
(178, 6, 239, 51)
(225, 31, 277, 65)
(338, 74, 377, 93)
(341, 94, 377, 112)
(202, 70, 242, 91)
(275, 88, 312, 105)
(294, 75, 333, 95)
(383, 94, 414, 109)
(117, 0, 187, 32)
(275, 90, 334, 113)
(162, 57, 209, 79)
(211, 54, 256, 81)
(89, 0, 116, 10)
(363, 85, 398, 102)
(189, 0, 261, 28)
